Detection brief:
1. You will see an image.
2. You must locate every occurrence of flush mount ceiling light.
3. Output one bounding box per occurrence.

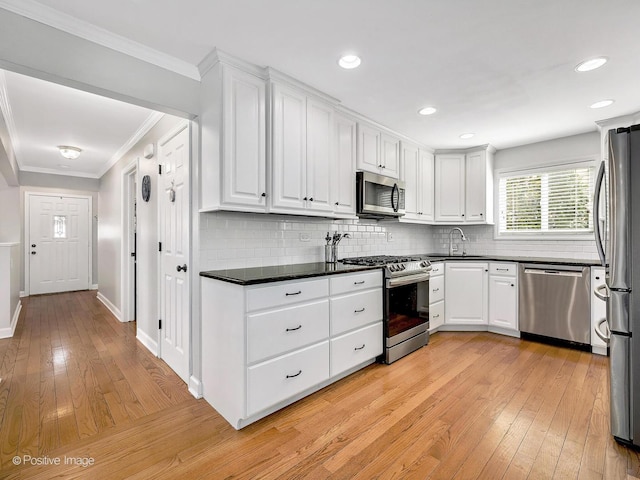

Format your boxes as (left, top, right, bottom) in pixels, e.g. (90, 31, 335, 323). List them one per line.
(459, 133, 475, 139)
(338, 54, 361, 69)
(418, 106, 437, 116)
(590, 99, 614, 109)
(58, 145, 82, 160)
(575, 57, 608, 72)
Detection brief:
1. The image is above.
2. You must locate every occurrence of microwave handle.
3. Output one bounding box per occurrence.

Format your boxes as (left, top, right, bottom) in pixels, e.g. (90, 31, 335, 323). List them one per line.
(391, 183, 398, 212)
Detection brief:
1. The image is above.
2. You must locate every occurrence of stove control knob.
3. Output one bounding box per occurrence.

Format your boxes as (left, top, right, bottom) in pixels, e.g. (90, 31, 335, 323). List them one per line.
(389, 265, 396, 272)
(400, 264, 406, 271)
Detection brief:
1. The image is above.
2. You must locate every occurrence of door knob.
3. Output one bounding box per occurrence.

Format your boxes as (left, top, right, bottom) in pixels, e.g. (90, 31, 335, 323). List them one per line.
(31, 251, 36, 255)
(31, 244, 36, 248)
(176, 264, 188, 272)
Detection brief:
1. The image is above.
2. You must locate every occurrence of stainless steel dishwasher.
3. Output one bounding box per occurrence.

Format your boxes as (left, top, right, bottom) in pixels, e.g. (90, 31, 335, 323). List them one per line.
(518, 264, 591, 344)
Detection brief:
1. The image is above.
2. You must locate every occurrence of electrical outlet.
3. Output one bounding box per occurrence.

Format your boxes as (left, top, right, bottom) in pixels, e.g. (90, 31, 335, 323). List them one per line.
(387, 232, 394, 242)
(299, 233, 311, 242)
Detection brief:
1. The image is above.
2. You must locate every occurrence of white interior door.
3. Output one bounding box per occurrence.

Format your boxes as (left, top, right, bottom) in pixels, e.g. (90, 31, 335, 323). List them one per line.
(159, 123, 190, 383)
(29, 194, 90, 295)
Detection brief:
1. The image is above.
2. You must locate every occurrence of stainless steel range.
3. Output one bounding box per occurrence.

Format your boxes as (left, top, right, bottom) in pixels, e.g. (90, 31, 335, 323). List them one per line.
(340, 255, 432, 363)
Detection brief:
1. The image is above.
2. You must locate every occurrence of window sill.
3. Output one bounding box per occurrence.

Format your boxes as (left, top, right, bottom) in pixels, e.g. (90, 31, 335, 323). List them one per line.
(494, 233, 595, 241)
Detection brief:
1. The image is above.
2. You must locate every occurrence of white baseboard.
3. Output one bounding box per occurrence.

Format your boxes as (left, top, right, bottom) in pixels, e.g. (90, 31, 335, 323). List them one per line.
(19, 291, 26, 298)
(90, 284, 99, 290)
(592, 345, 608, 356)
(0, 301, 22, 339)
(189, 376, 203, 399)
(96, 292, 122, 321)
(136, 329, 158, 356)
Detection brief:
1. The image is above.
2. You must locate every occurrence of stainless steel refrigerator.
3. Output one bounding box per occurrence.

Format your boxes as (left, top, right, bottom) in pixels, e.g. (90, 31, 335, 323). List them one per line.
(593, 124, 640, 448)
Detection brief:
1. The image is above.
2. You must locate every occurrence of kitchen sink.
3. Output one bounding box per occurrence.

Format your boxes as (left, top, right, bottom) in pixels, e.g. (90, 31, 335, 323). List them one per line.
(425, 254, 487, 260)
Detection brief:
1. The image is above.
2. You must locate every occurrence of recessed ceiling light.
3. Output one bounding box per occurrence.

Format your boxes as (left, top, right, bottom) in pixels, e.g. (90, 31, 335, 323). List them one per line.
(590, 99, 614, 109)
(57, 145, 82, 160)
(418, 106, 437, 116)
(575, 57, 608, 72)
(459, 133, 475, 139)
(338, 54, 361, 69)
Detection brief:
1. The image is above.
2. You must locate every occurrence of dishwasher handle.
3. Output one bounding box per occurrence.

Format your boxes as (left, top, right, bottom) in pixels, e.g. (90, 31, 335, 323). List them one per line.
(523, 268, 584, 277)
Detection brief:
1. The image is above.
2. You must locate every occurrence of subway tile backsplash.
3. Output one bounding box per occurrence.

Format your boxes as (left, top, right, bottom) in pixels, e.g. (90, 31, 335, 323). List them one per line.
(199, 213, 599, 271)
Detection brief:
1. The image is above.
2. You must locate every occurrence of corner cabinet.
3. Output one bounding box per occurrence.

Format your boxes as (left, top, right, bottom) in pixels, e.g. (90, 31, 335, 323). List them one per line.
(356, 121, 400, 178)
(400, 142, 435, 223)
(201, 270, 383, 429)
(270, 82, 335, 216)
(200, 60, 268, 212)
(434, 145, 495, 224)
(443, 262, 488, 327)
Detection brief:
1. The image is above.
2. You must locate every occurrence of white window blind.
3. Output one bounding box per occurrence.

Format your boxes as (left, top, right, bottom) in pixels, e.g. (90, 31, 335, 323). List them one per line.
(498, 163, 595, 235)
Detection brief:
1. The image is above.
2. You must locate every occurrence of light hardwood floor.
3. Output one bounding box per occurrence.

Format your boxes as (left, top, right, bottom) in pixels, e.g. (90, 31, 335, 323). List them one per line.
(0, 290, 638, 479)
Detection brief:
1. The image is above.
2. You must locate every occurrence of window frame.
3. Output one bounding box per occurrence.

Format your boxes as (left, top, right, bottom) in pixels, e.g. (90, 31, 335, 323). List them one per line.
(493, 157, 599, 241)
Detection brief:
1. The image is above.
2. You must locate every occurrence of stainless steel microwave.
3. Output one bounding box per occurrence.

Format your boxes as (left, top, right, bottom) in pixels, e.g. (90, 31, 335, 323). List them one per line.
(356, 171, 406, 218)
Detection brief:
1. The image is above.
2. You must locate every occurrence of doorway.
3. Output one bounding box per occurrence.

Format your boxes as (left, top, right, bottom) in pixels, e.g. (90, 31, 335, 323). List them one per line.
(122, 160, 138, 323)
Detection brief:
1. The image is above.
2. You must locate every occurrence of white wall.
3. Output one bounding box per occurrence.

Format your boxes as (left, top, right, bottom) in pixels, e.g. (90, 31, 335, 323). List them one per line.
(429, 131, 601, 260)
(98, 115, 183, 347)
(0, 175, 20, 242)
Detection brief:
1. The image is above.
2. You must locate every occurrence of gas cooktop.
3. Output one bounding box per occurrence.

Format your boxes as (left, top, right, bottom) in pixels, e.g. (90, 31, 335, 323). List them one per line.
(339, 255, 425, 266)
(340, 255, 432, 277)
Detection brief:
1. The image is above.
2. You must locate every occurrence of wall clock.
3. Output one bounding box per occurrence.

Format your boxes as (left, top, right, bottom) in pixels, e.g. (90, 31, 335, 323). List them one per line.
(141, 175, 151, 202)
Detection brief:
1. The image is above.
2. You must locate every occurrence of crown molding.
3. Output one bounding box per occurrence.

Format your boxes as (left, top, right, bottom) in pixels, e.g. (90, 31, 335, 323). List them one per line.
(0, 70, 21, 168)
(0, 0, 201, 80)
(97, 111, 165, 178)
(197, 48, 266, 78)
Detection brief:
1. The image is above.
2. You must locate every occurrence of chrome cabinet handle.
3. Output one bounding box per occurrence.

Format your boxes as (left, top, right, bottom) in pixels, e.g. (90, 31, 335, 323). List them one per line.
(285, 325, 302, 332)
(354, 308, 365, 313)
(354, 281, 365, 285)
(285, 291, 302, 296)
(354, 344, 365, 351)
(496, 268, 509, 271)
(432, 288, 439, 292)
(432, 314, 440, 318)
(286, 370, 302, 378)
(595, 318, 610, 344)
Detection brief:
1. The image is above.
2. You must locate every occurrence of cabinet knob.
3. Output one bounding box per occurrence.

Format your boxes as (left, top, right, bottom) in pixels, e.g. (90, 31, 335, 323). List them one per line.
(261, 192, 266, 197)
(462, 213, 465, 217)
(480, 213, 483, 216)
(511, 284, 515, 287)
(485, 269, 488, 272)
(303, 197, 308, 201)
(335, 202, 339, 206)
(309, 197, 314, 202)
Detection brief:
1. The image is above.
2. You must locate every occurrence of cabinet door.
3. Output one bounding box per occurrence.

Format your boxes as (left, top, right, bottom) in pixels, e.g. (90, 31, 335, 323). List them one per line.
(488, 275, 517, 330)
(220, 67, 267, 210)
(444, 262, 488, 325)
(271, 83, 307, 211)
(356, 123, 381, 173)
(419, 150, 435, 222)
(465, 150, 487, 222)
(380, 133, 400, 178)
(435, 154, 465, 222)
(306, 99, 334, 213)
(429, 300, 444, 331)
(400, 142, 420, 220)
(333, 114, 357, 216)
(591, 267, 608, 352)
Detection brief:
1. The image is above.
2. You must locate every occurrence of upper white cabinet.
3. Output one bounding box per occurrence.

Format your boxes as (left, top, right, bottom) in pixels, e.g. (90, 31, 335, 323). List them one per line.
(444, 262, 488, 326)
(200, 61, 267, 212)
(270, 82, 334, 216)
(333, 113, 357, 217)
(434, 146, 495, 224)
(357, 121, 400, 178)
(401, 142, 435, 223)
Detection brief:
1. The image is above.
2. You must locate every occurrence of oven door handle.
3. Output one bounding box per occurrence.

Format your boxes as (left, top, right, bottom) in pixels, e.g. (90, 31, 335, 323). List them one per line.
(387, 273, 430, 288)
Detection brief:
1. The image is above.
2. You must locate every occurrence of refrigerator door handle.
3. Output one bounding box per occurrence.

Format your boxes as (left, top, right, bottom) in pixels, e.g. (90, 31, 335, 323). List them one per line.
(594, 283, 610, 302)
(595, 318, 611, 344)
(593, 161, 606, 266)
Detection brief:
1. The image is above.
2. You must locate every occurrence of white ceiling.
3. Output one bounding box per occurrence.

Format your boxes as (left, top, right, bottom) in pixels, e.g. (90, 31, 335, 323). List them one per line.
(2, 0, 640, 178)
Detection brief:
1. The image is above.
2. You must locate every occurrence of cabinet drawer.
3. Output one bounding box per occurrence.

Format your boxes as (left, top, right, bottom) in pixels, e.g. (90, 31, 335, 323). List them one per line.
(430, 262, 444, 276)
(330, 270, 382, 295)
(331, 322, 383, 377)
(247, 299, 329, 363)
(490, 263, 517, 277)
(330, 289, 383, 335)
(247, 341, 329, 415)
(429, 300, 444, 330)
(247, 278, 329, 311)
(430, 275, 444, 303)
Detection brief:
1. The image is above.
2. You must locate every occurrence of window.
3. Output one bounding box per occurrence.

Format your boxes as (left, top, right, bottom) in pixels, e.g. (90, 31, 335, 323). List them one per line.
(53, 215, 67, 238)
(498, 161, 596, 236)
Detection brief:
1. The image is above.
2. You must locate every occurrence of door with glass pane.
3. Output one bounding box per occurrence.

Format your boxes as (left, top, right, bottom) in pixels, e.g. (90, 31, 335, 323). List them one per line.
(29, 194, 90, 294)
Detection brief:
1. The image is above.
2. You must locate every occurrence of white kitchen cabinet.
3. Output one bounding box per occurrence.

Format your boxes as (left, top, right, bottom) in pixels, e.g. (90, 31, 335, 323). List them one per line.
(428, 262, 445, 332)
(333, 113, 357, 217)
(443, 262, 488, 326)
(434, 146, 494, 224)
(201, 269, 382, 429)
(400, 142, 435, 223)
(270, 82, 335, 216)
(200, 60, 268, 212)
(488, 263, 519, 337)
(591, 267, 608, 355)
(356, 121, 400, 178)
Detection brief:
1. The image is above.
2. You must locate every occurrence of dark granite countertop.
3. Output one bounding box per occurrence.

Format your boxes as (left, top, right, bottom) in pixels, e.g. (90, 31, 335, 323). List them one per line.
(200, 262, 382, 286)
(419, 253, 601, 267)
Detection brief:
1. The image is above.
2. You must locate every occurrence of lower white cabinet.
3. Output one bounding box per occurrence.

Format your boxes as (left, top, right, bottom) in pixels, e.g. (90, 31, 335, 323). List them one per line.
(488, 263, 519, 337)
(429, 300, 444, 331)
(201, 270, 382, 429)
(428, 262, 444, 332)
(444, 262, 488, 326)
(591, 267, 608, 355)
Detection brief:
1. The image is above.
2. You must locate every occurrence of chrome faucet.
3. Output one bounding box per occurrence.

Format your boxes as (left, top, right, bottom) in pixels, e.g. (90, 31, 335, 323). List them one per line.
(448, 227, 467, 256)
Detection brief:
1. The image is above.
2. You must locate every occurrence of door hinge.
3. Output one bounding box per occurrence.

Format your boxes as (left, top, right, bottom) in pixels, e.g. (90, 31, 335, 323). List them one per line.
(158, 242, 162, 252)
(158, 164, 162, 175)
(159, 319, 162, 329)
